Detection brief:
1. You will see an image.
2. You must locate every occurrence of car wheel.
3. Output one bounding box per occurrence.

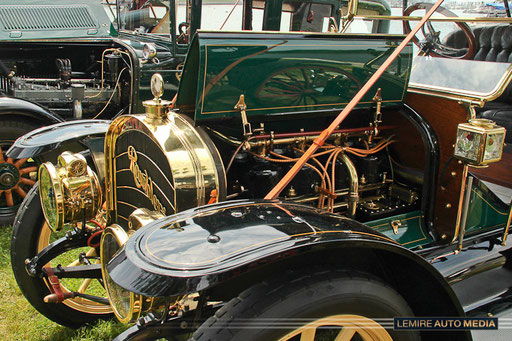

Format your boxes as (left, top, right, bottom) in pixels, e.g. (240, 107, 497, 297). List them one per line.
(11, 185, 113, 328)
(191, 269, 420, 341)
(0, 119, 38, 226)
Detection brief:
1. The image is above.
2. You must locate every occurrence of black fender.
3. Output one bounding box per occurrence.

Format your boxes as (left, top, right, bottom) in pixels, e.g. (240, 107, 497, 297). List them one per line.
(108, 200, 468, 332)
(6, 119, 109, 160)
(0, 96, 63, 125)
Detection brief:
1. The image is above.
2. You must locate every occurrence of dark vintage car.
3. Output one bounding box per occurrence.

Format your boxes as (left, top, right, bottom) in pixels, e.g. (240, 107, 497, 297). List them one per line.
(0, 0, 181, 224)
(8, 0, 512, 340)
(0, 0, 361, 224)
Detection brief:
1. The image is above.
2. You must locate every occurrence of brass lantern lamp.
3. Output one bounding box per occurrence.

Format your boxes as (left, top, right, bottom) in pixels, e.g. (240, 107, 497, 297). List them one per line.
(454, 118, 506, 167)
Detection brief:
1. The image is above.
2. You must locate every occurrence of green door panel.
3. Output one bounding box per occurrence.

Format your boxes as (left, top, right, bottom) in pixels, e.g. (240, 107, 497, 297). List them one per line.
(176, 31, 413, 122)
(366, 210, 433, 249)
(465, 179, 509, 236)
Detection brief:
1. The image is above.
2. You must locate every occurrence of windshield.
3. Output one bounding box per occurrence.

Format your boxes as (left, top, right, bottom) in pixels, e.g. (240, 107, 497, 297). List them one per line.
(409, 57, 512, 100)
(117, 0, 172, 34)
(344, 0, 512, 102)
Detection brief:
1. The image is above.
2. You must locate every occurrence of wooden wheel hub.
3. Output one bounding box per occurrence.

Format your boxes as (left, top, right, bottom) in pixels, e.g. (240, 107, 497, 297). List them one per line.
(0, 145, 36, 207)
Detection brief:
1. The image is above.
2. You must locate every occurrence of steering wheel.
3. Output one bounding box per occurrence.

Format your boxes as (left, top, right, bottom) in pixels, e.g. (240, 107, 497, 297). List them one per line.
(403, 2, 476, 60)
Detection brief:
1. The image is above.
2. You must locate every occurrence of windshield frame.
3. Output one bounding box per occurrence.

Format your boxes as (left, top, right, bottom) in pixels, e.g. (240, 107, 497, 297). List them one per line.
(408, 57, 512, 105)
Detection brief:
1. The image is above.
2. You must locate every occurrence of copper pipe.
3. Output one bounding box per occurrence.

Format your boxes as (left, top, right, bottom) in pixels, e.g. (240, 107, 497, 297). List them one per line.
(252, 125, 397, 140)
(265, 0, 445, 200)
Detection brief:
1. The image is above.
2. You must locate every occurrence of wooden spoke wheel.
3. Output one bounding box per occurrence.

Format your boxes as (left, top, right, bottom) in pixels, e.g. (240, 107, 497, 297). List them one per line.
(0, 144, 36, 213)
(0, 120, 39, 225)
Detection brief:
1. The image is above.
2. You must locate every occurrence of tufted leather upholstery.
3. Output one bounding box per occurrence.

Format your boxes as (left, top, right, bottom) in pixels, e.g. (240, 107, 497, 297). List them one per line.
(445, 25, 512, 62)
(473, 25, 512, 62)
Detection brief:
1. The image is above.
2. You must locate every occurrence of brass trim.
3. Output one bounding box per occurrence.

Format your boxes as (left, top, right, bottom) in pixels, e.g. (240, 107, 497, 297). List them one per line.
(339, 153, 358, 218)
(408, 87, 485, 106)
(360, 15, 512, 24)
(38, 162, 65, 232)
(38, 153, 102, 232)
(390, 220, 402, 235)
(452, 165, 469, 244)
(105, 112, 224, 225)
(128, 208, 165, 231)
(100, 224, 144, 324)
(471, 188, 508, 216)
(369, 215, 422, 229)
(502, 205, 512, 246)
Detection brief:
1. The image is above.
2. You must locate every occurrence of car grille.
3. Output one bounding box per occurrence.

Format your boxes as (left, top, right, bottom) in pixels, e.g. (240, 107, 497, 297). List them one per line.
(0, 5, 97, 31)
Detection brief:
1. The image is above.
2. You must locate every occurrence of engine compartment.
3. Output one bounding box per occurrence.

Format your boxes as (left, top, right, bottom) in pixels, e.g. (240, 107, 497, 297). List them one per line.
(0, 42, 132, 119)
(209, 108, 422, 224)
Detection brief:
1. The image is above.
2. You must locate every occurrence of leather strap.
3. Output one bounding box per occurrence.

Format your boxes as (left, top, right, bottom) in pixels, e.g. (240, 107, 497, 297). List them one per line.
(43, 267, 65, 303)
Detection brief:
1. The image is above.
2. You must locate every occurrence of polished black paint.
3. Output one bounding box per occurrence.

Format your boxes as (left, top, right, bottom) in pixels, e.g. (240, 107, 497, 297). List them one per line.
(0, 96, 63, 125)
(401, 104, 440, 236)
(6, 120, 110, 159)
(427, 235, 512, 313)
(107, 199, 461, 310)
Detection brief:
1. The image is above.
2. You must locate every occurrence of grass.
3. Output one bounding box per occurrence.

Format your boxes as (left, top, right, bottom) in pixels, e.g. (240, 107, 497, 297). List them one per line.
(0, 225, 128, 341)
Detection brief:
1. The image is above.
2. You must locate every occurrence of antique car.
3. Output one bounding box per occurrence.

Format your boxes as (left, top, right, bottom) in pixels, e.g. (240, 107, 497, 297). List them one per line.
(0, 0, 365, 224)
(0, 0, 181, 224)
(8, 0, 512, 340)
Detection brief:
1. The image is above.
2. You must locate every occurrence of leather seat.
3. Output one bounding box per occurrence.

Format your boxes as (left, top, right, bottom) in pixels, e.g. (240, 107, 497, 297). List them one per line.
(445, 24, 512, 62)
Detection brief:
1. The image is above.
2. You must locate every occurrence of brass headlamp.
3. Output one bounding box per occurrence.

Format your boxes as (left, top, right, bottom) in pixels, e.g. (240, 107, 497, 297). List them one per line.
(100, 209, 166, 323)
(38, 152, 102, 231)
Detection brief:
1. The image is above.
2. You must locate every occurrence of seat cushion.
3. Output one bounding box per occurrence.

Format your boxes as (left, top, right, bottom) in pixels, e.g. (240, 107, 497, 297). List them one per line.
(480, 108, 512, 143)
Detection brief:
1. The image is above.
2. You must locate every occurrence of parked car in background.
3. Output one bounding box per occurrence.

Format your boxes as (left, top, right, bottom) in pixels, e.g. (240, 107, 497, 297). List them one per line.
(11, 0, 512, 340)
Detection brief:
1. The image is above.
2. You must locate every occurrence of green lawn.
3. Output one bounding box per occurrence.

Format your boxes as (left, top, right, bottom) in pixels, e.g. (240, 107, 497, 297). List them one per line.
(0, 225, 127, 341)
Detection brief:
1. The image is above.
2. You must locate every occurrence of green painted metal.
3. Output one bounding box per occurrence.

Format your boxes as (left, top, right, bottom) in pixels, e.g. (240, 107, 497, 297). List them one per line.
(465, 180, 509, 236)
(176, 31, 412, 122)
(0, 0, 113, 40)
(366, 210, 433, 249)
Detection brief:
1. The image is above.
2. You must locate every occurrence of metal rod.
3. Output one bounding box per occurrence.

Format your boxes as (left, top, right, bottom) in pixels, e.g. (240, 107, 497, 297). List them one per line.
(453, 164, 469, 244)
(502, 200, 512, 246)
(359, 15, 512, 23)
(265, 0, 446, 200)
(457, 175, 473, 251)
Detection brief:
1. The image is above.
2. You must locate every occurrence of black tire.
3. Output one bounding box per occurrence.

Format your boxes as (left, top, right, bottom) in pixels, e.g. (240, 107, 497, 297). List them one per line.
(11, 185, 113, 328)
(0, 119, 39, 226)
(191, 269, 420, 341)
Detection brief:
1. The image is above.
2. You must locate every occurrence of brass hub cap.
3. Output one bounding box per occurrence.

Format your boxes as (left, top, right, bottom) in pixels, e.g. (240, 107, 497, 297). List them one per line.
(0, 145, 36, 208)
(278, 315, 393, 341)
